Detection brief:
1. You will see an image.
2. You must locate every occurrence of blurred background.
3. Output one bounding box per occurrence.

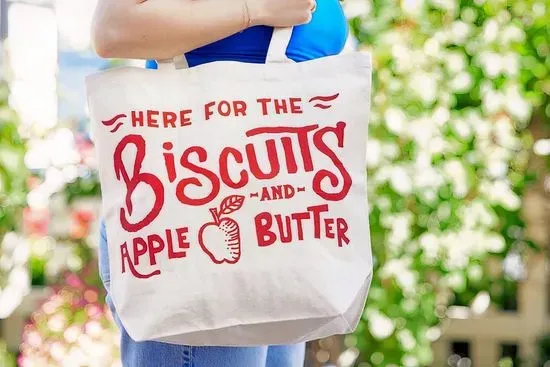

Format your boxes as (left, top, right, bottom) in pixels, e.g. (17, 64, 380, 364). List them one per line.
(0, 0, 548, 366)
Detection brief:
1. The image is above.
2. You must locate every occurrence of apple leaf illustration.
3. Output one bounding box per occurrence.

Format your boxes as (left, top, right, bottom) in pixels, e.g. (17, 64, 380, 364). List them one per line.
(219, 195, 245, 215)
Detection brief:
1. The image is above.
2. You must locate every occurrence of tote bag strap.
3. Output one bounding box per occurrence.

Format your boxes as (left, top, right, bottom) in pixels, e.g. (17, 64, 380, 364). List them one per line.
(157, 27, 294, 70)
(265, 27, 294, 63)
(157, 54, 189, 70)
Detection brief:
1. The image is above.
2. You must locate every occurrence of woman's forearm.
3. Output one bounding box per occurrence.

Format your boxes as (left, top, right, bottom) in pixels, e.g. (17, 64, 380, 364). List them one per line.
(92, 0, 249, 60)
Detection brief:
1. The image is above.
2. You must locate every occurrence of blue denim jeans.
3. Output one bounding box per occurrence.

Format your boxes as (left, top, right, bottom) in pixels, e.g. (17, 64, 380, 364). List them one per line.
(99, 222, 306, 367)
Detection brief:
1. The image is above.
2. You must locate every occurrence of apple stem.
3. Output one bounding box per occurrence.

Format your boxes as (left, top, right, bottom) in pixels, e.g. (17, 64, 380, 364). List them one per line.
(209, 208, 220, 225)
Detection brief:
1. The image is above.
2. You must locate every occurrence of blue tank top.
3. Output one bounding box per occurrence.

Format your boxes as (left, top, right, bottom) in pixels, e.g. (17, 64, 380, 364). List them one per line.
(146, 0, 348, 68)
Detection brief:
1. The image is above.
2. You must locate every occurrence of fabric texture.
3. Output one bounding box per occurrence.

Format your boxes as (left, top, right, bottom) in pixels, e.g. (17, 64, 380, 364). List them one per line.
(94, 2, 363, 365)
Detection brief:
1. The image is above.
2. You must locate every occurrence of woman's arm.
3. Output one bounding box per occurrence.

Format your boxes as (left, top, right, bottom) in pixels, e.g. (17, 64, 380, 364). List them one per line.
(92, 0, 315, 60)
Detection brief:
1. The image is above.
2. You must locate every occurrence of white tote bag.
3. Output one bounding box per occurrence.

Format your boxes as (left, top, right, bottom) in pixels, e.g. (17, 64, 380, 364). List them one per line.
(86, 27, 373, 346)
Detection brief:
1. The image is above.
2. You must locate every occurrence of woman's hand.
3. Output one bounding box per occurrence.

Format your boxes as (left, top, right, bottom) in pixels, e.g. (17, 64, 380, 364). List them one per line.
(246, 0, 316, 27)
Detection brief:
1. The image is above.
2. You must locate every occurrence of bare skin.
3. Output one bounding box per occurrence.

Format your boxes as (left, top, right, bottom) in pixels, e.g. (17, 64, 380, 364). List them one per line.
(92, 0, 316, 60)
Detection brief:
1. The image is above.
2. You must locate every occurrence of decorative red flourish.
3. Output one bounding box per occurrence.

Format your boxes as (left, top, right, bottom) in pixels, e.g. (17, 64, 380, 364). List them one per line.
(198, 195, 245, 264)
(308, 93, 340, 109)
(102, 114, 127, 133)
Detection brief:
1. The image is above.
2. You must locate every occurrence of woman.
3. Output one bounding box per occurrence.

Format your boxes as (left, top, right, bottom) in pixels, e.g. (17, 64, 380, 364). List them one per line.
(92, 0, 348, 365)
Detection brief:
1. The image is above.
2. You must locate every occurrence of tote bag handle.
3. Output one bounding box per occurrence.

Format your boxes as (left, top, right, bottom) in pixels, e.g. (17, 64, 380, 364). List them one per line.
(157, 27, 294, 69)
(265, 27, 294, 63)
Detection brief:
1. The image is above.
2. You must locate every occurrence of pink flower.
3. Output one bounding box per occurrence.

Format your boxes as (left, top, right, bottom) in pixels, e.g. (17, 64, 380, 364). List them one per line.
(65, 274, 83, 288)
(86, 304, 101, 317)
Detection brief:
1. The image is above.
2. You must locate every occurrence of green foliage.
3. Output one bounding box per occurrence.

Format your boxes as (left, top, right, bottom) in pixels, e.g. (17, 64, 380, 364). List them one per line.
(0, 81, 29, 238)
(346, 0, 547, 365)
(64, 172, 101, 204)
(512, 0, 550, 172)
(0, 341, 15, 367)
(0, 81, 31, 318)
(511, 0, 549, 118)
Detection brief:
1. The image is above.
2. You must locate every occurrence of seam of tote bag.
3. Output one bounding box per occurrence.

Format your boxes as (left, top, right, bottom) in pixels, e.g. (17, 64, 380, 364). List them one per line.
(340, 269, 373, 332)
(86, 53, 371, 93)
(299, 268, 374, 342)
(149, 314, 344, 344)
(99, 222, 111, 286)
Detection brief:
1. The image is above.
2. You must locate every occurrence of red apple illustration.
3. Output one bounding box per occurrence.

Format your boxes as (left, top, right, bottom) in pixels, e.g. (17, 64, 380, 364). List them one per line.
(199, 195, 245, 264)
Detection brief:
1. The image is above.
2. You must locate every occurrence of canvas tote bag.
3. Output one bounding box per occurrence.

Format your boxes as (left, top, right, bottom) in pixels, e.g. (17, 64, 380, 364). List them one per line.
(86, 27, 373, 346)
